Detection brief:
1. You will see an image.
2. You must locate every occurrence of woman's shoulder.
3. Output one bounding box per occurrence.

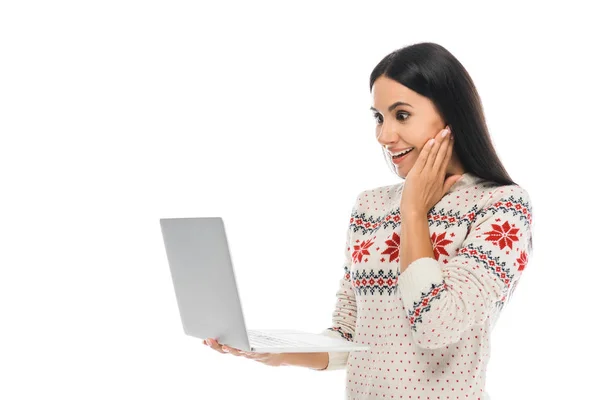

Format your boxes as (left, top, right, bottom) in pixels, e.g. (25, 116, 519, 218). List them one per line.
(479, 181, 531, 209)
(352, 182, 403, 209)
(468, 179, 533, 229)
(461, 173, 531, 204)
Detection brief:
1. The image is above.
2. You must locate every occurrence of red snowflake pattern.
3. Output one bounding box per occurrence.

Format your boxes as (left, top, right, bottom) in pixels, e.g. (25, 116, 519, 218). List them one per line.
(517, 250, 528, 271)
(430, 232, 453, 261)
(381, 231, 400, 263)
(483, 221, 520, 250)
(352, 238, 375, 263)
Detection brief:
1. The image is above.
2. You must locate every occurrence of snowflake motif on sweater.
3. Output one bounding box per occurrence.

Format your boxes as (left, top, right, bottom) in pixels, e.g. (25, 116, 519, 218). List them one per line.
(316, 172, 534, 400)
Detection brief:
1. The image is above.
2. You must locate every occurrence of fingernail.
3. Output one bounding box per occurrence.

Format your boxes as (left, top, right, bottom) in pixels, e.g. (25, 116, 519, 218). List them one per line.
(428, 138, 435, 147)
(442, 129, 449, 137)
(222, 347, 229, 352)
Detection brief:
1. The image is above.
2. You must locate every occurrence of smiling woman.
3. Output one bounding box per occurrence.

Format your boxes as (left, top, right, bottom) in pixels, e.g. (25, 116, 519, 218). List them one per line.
(312, 42, 534, 400)
(369, 43, 514, 186)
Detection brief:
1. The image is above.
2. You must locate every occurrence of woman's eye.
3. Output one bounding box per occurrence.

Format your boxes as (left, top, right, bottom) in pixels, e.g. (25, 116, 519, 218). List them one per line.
(397, 111, 409, 121)
(372, 112, 409, 125)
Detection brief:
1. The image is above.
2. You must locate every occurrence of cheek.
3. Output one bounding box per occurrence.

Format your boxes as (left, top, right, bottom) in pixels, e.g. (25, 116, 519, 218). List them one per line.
(411, 146, 424, 160)
(409, 129, 431, 145)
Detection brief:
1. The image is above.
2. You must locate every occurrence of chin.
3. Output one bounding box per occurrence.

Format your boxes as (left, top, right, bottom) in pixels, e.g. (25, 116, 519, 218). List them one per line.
(395, 164, 413, 180)
(395, 169, 408, 179)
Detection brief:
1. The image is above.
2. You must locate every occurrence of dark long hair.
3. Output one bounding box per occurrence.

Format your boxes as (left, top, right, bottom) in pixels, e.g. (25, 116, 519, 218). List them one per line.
(370, 42, 515, 187)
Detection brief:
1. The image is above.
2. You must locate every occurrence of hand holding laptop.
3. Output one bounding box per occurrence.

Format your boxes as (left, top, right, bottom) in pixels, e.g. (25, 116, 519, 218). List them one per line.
(160, 217, 370, 357)
(203, 337, 288, 367)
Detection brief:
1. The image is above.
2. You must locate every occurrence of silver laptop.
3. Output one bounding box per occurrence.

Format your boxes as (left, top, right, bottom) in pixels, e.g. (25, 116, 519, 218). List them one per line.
(159, 216, 370, 354)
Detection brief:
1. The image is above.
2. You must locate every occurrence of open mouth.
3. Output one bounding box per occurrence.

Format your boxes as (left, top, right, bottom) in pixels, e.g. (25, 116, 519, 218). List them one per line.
(392, 148, 414, 159)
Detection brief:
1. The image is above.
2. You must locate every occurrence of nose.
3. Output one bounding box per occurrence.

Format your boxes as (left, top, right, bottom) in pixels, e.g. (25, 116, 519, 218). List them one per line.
(376, 119, 400, 147)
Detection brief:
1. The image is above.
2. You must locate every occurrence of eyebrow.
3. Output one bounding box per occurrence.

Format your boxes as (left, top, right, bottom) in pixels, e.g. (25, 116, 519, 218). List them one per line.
(370, 101, 413, 113)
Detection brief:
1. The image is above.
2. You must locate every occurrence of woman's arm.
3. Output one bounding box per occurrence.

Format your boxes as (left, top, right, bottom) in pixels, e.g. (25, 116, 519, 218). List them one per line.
(400, 210, 435, 273)
(397, 185, 533, 349)
(311, 191, 364, 371)
(282, 352, 329, 370)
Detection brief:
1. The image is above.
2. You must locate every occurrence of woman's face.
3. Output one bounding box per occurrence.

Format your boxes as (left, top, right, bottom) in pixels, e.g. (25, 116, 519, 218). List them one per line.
(371, 75, 450, 179)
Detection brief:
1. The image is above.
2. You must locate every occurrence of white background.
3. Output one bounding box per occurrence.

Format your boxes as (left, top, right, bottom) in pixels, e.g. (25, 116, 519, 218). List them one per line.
(1, 1, 598, 399)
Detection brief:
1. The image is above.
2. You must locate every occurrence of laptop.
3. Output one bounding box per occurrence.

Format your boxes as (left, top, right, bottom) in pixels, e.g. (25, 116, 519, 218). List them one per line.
(159, 216, 371, 354)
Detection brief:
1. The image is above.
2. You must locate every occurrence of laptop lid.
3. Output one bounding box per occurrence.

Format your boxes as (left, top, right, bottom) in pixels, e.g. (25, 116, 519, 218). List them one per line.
(159, 217, 251, 350)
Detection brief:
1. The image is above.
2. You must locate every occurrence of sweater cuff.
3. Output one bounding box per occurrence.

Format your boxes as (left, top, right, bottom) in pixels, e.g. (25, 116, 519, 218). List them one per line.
(397, 257, 444, 308)
(311, 329, 350, 371)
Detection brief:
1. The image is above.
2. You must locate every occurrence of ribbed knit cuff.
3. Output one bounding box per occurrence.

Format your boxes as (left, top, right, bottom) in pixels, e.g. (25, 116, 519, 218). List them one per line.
(397, 257, 444, 309)
(311, 329, 350, 371)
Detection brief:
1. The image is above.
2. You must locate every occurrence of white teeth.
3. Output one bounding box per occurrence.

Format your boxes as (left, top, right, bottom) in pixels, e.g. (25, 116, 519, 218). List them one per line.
(390, 148, 413, 157)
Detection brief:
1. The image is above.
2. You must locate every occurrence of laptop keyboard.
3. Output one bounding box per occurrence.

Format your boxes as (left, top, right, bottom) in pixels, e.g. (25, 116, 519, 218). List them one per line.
(247, 330, 311, 347)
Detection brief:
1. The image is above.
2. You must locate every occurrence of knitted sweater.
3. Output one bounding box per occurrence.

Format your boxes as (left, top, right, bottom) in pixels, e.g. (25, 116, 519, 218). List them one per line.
(314, 172, 533, 400)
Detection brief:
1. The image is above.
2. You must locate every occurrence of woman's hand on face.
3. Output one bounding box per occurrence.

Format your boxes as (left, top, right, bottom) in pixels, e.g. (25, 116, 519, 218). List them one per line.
(203, 338, 288, 367)
(400, 126, 463, 216)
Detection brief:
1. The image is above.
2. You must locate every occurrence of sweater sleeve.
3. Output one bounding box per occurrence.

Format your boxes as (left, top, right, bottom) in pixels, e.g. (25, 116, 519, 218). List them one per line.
(397, 185, 533, 350)
(312, 192, 362, 371)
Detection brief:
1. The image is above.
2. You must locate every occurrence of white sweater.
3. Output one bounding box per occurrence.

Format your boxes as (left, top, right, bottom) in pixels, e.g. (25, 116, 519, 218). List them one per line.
(314, 172, 533, 400)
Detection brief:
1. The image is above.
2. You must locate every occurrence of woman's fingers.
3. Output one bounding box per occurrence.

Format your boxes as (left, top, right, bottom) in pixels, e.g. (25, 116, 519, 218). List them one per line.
(222, 345, 245, 356)
(413, 137, 435, 173)
(224, 346, 272, 362)
(427, 127, 450, 171)
(203, 338, 273, 362)
(432, 127, 452, 172)
(203, 338, 228, 354)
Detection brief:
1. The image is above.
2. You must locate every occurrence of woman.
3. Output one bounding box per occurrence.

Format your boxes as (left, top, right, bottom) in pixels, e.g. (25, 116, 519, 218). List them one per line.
(203, 42, 534, 400)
